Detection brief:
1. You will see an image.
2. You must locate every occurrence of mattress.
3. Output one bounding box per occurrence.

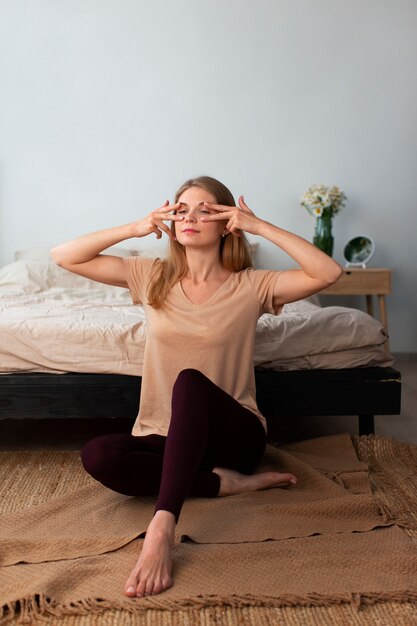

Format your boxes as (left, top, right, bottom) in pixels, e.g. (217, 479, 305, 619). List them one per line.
(0, 259, 393, 375)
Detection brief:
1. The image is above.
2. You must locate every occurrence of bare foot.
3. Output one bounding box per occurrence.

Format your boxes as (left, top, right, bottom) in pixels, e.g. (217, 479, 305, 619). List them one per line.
(124, 510, 175, 598)
(212, 467, 297, 496)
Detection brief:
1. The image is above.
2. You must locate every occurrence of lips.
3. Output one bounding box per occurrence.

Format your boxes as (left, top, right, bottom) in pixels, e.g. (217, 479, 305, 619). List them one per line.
(182, 229, 199, 233)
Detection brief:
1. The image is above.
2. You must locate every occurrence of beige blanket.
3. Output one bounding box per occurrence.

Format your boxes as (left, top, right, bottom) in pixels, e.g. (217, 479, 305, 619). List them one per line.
(1, 434, 416, 623)
(1, 434, 389, 565)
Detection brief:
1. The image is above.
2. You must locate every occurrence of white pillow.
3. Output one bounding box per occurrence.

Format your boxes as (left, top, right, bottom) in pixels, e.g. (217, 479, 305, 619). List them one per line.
(15, 246, 138, 261)
(0, 260, 121, 293)
(0, 260, 51, 293)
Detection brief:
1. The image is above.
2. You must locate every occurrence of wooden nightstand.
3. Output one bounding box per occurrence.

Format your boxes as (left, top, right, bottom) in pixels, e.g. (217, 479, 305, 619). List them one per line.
(320, 268, 392, 350)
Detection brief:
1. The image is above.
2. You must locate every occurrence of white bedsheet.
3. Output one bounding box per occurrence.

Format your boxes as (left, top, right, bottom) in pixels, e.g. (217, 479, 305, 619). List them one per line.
(0, 260, 393, 375)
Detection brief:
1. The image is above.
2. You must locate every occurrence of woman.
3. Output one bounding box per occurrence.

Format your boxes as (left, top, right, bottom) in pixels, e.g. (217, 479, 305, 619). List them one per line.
(51, 176, 342, 599)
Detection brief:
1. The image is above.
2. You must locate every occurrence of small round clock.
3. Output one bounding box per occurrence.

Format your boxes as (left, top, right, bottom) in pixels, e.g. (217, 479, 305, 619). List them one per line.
(343, 236, 375, 268)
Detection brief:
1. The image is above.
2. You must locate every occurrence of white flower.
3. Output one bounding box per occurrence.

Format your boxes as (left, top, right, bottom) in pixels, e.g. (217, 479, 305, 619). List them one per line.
(301, 184, 347, 217)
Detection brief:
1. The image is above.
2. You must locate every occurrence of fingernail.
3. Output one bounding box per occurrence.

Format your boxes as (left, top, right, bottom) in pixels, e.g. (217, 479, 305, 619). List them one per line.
(127, 586, 135, 593)
(290, 478, 297, 484)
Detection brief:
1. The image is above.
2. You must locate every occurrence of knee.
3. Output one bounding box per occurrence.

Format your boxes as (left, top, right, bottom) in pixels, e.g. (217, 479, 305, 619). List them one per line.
(80, 434, 123, 479)
(174, 368, 206, 388)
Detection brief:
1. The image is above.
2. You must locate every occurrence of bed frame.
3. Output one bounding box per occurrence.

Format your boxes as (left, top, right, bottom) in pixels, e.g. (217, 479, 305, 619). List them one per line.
(0, 367, 401, 437)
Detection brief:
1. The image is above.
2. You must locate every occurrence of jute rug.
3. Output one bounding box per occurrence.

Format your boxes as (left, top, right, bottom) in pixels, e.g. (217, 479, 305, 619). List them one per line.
(1, 434, 417, 625)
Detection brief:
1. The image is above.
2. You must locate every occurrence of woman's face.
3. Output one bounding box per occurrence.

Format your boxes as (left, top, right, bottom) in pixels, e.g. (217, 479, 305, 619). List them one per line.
(174, 186, 227, 248)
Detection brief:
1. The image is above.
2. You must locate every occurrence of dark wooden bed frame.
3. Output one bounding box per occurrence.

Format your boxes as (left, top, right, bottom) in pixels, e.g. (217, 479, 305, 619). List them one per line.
(0, 366, 401, 437)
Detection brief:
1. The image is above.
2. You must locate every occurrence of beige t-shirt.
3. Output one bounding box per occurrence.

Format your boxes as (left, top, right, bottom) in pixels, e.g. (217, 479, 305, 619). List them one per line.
(123, 257, 283, 437)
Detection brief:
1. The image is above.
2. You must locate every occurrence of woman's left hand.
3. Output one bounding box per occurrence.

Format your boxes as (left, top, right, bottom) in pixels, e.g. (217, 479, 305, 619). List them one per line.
(201, 196, 266, 237)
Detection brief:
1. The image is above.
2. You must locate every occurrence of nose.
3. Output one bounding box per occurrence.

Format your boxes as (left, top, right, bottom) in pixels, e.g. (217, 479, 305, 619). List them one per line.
(184, 209, 198, 222)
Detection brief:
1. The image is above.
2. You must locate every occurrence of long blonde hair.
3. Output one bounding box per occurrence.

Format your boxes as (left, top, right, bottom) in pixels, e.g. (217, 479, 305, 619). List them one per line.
(147, 176, 253, 308)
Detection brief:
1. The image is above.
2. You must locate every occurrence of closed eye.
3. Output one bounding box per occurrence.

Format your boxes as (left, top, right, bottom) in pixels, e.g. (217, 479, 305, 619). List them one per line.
(177, 208, 212, 215)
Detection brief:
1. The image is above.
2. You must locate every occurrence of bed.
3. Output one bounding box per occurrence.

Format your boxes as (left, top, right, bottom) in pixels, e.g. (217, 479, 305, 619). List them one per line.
(0, 250, 401, 436)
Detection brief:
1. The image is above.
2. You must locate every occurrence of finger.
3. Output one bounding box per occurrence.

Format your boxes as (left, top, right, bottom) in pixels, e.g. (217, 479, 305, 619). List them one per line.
(154, 212, 184, 222)
(230, 225, 242, 237)
(156, 200, 170, 212)
(159, 202, 181, 214)
(226, 218, 242, 237)
(200, 211, 234, 221)
(153, 204, 183, 221)
(202, 202, 232, 213)
(154, 220, 176, 240)
(238, 195, 254, 213)
(238, 195, 248, 209)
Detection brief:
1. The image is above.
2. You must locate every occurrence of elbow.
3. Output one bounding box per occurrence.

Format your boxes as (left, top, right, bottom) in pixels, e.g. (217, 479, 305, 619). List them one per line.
(325, 261, 343, 287)
(50, 247, 66, 267)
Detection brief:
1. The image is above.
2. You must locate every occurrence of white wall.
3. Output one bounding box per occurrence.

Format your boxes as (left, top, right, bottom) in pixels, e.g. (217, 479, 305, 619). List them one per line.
(0, 0, 416, 351)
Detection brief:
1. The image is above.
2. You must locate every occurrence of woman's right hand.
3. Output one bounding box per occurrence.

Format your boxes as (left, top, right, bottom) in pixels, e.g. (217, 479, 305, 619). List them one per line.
(132, 201, 183, 241)
(50, 201, 184, 289)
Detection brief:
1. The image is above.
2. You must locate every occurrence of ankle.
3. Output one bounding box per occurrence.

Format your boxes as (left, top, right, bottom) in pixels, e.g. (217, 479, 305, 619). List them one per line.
(152, 510, 176, 532)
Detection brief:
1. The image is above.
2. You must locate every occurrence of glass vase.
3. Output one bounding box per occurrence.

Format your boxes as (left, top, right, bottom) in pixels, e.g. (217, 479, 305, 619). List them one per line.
(313, 210, 334, 257)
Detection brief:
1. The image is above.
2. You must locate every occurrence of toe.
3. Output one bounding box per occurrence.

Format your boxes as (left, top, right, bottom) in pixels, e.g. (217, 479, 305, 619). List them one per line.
(125, 586, 136, 597)
(144, 579, 155, 596)
(277, 472, 297, 485)
(162, 575, 173, 591)
(136, 579, 147, 597)
(124, 573, 139, 597)
(152, 579, 163, 595)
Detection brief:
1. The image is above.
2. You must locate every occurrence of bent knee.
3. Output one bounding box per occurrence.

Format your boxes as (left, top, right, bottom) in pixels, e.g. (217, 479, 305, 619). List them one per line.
(81, 434, 123, 478)
(174, 368, 206, 387)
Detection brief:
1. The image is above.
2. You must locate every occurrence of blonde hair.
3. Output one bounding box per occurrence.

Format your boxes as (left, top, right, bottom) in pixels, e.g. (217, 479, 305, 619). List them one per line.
(147, 176, 253, 308)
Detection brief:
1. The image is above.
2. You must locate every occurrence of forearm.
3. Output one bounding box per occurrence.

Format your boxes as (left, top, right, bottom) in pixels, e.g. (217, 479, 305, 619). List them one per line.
(257, 220, 342, 283)
(51, 223, 136, 266)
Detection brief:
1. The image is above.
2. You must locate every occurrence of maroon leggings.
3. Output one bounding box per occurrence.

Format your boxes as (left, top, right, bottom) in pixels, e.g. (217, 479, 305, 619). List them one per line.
(81, 368, 266, 523)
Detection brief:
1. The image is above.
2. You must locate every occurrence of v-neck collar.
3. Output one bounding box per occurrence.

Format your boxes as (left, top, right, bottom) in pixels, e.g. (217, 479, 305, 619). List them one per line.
(178, 273, 235, 307)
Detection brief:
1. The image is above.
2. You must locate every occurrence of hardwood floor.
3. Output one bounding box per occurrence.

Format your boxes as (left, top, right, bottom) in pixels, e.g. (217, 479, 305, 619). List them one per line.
(0, 355, 416, 450)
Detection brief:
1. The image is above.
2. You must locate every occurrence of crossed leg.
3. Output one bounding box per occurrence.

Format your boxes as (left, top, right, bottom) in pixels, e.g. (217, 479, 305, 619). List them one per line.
(81, 369, 296, 598)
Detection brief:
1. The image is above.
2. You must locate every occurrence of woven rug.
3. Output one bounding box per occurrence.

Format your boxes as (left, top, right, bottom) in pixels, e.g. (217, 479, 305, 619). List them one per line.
(0, 433, 391, 565)
(1, 434, 417, 625)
